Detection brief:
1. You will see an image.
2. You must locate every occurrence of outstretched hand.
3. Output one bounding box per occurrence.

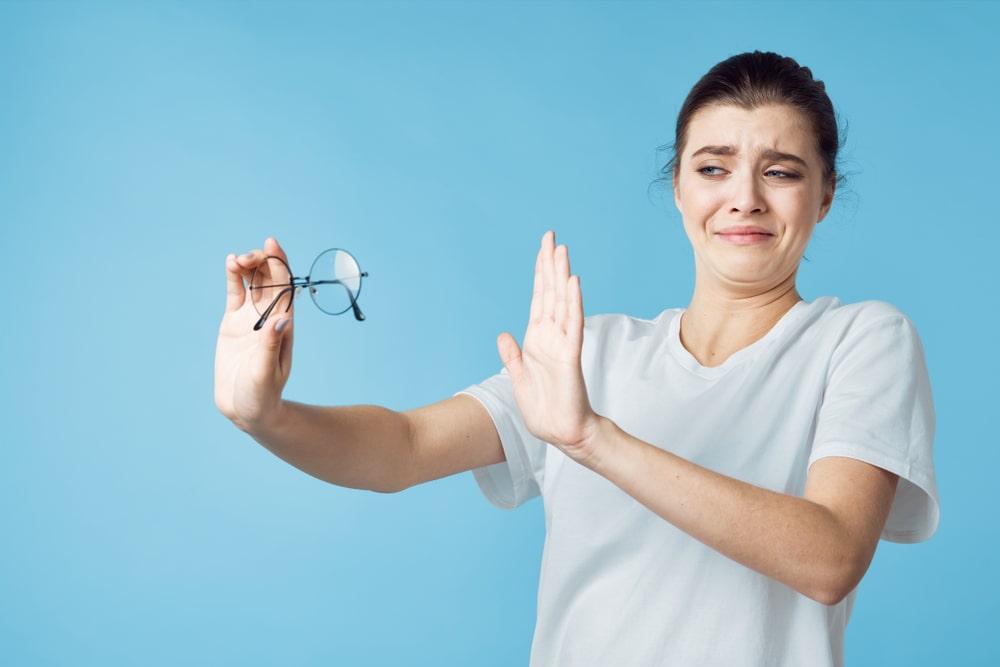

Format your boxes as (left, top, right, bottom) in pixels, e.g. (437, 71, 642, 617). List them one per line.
(496, 230, 602, 465)
(214, 237, 295, 433)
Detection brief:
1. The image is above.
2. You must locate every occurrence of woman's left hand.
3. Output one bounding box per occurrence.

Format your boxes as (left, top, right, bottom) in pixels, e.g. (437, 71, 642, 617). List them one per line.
(496, 230, 602, 465)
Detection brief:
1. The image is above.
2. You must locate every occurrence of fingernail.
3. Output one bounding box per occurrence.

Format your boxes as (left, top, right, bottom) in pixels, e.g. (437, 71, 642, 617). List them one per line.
(242, 253, 253, 260)
(276, 318, 290, 333)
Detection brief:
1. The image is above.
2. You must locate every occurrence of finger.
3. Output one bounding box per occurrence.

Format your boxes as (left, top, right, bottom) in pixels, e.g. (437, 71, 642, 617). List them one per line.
(262, 314, 292, 371)
(235, 248, 265, 270)
(567, 274, 583, 350)
(225, 253, 246, 312)
(529, 244, 544, 323)
(278, 313, 293, 376)
(264, 236, 290, 265)
(554, 244, 569, 333)
(542, 230, 555, 321)
(280, 283, 296, 319)
(233, 248, 267, 315)
(496, 331, 524, 382)
(262, 238, 295, 318)
(238, 240, 296, 318)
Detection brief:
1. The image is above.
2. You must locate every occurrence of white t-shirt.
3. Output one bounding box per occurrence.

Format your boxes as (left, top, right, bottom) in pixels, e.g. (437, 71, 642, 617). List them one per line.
(453, 295, 940, 667)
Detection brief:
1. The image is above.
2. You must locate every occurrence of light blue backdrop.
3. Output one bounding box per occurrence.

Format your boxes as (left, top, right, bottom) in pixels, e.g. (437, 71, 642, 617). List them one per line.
(1, 1, 995, 665)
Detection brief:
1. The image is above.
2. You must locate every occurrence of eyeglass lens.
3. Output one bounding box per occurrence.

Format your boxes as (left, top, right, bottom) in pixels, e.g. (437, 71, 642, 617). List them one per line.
(308, 248, 364, 315)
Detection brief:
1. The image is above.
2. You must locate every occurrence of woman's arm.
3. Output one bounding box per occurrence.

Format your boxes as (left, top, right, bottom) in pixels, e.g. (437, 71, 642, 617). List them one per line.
(245, 393, 507, 494)
(492, 230, 899, 606)
(579, 416, 899, 606)
(246, 400, 415, 493)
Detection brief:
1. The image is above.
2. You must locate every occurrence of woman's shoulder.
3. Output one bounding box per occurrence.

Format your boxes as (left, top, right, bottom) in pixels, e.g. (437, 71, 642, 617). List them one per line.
(805, 298, 926, 370)
(816, 296, 916, 332)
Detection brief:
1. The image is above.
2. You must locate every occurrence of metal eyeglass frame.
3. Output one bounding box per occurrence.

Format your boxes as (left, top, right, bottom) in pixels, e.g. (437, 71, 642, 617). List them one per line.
(248, 248, 369, 331)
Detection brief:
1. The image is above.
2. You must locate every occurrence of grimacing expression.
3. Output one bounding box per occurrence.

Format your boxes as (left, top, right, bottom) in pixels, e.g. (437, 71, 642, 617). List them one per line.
(672, 103, 835, 289)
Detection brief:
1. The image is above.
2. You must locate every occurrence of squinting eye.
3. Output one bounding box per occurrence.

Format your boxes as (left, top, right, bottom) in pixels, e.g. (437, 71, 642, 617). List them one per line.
(698, 166, 801, 179)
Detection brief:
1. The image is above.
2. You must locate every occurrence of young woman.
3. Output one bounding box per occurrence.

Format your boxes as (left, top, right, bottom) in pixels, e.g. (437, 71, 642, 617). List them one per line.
(214, 50, 939, 666)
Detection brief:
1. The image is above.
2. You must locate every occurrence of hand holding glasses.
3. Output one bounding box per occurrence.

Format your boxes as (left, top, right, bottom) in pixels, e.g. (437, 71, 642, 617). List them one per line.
(214, 237, 369, 433)
(248, 247, 369, 331)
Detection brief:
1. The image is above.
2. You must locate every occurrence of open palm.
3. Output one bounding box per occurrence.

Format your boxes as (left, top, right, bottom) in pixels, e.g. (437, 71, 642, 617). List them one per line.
(496, 230, 600, 462)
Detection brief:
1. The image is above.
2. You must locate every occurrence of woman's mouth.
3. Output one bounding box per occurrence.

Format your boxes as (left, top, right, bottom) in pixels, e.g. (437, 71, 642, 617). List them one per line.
(716, 232, 774, 245)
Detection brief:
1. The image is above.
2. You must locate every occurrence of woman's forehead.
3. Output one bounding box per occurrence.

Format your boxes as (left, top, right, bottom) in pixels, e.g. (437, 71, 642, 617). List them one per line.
(685, 103, 814, 156)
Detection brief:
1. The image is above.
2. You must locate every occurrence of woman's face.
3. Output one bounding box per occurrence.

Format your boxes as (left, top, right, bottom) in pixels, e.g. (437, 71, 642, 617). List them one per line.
(673, 103, 835, 295)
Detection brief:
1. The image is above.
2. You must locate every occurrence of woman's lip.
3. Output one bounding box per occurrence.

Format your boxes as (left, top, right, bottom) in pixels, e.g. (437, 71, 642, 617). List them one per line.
(716, 232, 774, 245)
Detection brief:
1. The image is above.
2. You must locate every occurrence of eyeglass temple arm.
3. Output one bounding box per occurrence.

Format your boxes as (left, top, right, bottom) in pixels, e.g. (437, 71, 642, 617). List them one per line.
(253, 286, 295, 331)
(311, 274, 367, 321)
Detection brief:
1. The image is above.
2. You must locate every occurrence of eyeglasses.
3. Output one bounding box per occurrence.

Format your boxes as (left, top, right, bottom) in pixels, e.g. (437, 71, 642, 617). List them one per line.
(248, 248, 369, 331)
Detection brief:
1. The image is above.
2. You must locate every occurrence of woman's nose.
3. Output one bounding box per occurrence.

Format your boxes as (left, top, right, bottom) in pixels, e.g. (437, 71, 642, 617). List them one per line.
(729, 170, 767, 215)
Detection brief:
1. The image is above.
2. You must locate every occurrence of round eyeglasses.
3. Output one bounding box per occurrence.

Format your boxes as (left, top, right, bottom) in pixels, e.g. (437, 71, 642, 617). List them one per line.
(248, 247, 369, 330)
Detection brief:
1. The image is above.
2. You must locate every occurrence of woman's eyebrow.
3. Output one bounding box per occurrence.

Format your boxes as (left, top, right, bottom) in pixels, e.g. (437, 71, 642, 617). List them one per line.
(691, 145, 809, 169)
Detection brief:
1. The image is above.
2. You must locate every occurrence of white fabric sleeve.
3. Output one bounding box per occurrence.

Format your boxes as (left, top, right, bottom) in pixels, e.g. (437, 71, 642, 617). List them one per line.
(808, 313, 941, 543)
(453, 366, 548, 510)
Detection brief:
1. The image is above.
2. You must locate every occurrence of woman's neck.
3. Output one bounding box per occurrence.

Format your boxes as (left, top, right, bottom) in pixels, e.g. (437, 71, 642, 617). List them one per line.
(679, 284, 803, 368)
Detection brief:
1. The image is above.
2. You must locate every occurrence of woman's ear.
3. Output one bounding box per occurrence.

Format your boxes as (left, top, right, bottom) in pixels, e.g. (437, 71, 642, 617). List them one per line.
(673, 171, 682, 213)
(817, 174, 836, 223)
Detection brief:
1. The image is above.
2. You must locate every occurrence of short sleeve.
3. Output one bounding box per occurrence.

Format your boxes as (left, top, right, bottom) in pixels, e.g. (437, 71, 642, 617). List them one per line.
(808, 314, 941, 543)
(453, 366, 548, 510)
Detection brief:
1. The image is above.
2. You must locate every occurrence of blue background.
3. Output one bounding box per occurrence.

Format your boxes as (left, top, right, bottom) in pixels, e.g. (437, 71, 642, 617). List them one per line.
(2, 1, 995, 664)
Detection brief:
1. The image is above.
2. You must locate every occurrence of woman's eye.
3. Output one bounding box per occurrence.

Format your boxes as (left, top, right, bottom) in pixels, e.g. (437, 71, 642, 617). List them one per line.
(697, 167, 801, 179)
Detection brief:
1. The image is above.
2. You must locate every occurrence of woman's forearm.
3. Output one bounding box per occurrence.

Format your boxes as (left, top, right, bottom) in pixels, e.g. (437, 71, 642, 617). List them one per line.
(581, 416, 852, 605)
(242, 400, 414, 493)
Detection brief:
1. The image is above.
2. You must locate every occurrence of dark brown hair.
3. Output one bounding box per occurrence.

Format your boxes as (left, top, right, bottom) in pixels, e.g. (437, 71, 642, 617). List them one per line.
(659, 50, 848, 191)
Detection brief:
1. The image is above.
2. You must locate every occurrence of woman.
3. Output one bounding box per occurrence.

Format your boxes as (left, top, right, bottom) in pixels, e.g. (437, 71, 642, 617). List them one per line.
(214, 50, 939, 666)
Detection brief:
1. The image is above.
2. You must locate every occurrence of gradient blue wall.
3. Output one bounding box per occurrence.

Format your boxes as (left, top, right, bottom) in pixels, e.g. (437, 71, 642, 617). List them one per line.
(1, 1, 995, 664)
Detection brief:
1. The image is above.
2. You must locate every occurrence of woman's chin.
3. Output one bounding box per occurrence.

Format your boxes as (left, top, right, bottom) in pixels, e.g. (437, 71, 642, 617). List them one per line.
(711, 259, 780, 285)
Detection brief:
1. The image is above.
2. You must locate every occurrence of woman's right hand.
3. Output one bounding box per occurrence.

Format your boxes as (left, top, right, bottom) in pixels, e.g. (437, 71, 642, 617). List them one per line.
(214, 236, 295, 433)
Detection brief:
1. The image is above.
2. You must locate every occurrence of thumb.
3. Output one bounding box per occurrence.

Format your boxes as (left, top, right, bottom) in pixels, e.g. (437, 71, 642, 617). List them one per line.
(262, 315, 292, 369)
(497, 332, 524, 381)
